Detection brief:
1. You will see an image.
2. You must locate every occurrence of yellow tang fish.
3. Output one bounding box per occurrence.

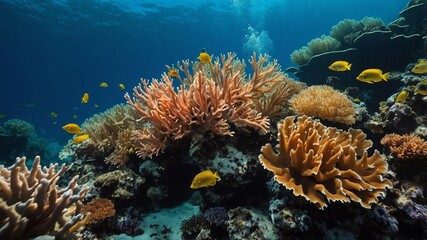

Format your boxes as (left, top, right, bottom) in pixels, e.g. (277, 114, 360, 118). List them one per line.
(50, 112, 58, 117)
(411, 60, 427, 74)
(353, 98, 360, 103)
(356, 69, 389, 84)
(168, 69, 179, 78)
(415, 79, 427, 95)
(81, 93, 89, 103)
(100, 82, 108, 87)
(73, 134, 89, 144)
(62, 123, 82, 134)
(198, 52, 211, 64)
(395, 90, 408, 103)
(328, 61, 352, 72)
(190, 170, 220, 189)
(119, 83, 125, 90)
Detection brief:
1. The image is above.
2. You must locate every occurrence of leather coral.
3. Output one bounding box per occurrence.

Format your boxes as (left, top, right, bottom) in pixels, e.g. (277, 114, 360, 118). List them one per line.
(259, 116, 392, 209)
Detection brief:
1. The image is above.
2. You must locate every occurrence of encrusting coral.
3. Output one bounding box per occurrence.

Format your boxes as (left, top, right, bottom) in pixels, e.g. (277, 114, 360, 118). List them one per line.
(0, 156, 89, 240)
(125, 52, 297, 158)
(381, 133, 427, 160)
(81, 198, 116, 224)
(290, 85, 356, 125)
(259, 115, 392, 209)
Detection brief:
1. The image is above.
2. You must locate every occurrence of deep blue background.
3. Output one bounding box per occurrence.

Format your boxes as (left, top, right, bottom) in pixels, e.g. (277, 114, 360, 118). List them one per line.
(0, 0, 407, 143)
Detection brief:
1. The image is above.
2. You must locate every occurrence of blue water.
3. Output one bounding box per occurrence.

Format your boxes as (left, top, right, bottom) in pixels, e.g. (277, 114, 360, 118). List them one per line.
(0, 0, 407, 143)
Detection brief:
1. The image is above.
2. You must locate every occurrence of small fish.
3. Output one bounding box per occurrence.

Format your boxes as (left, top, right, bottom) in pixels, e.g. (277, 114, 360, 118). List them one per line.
(50, 112, 58, 118)
(411, 60, 427, 74)
(53, 121, 57, 125)
(128, 147, 134, 154)
(81, 93, 89, 103)
(190, 170, 220, 189)
(0, 114, 7, 119)
(168, 69, 179, 78)
(198, 52, 211, 64)
(328, 61, 352, 72)
(100, 82, 108, 87)
(395, 90, 408, 103)
(94, 104, 99, 108)
(356, 69, 389, 84)
(73, 114, 78, 119)
(73, 134, 89, 144)
(353, 98, 360, 103)
(414, 79, 427, 95)
(62, 123, 82, 134)
(119, 83, 125, 90)
(378, 101, 387, 107)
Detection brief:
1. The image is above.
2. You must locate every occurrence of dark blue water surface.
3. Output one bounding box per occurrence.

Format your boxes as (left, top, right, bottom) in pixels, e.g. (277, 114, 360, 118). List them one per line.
(0, 0, 407, 143)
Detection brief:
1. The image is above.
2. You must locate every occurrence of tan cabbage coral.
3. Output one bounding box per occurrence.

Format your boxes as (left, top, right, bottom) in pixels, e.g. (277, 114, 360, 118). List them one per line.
(259, 116, 392, 209)
(290, 85, 355, 125)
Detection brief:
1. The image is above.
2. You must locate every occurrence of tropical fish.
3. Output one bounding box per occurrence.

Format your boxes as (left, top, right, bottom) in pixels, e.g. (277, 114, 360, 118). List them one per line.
(73, 134, 89, 144)
(353, 98, 360, 103)
(50, 112, 58, 118)
(94, 104, 99, 108)
(73, 114, 78, 119)
(328, 61, 352, 72)
(81, 93, 89, 103)
(356, 69, 389, 84)
(119, 83, 125, 90)
(168, 69, 179, 78)
(411, 60, 427, 74)
(395, 90, 408, 103)
(100, 82, 108, 87)
(62, 123, 82, 134)
(190, 170, 220, 189)
(378, 101, 387, 107)
(198, 52, 211, 64)
(414, 80, 427, 95)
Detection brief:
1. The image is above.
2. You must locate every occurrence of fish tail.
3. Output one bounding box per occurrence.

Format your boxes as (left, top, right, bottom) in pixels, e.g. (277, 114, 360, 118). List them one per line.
(347, 64, 352, 70)
(382, 72, 390, 81)
(214, 171, 221, 181)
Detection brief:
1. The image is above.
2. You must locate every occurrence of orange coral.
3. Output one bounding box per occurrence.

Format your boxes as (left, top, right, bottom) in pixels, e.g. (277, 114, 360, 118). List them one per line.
(381, 133, 427, 159)
(259, 116, 392, 209)
(81, 198, 115, 224)
(290, 85, 355, 125)
(125, 53, 284, 158)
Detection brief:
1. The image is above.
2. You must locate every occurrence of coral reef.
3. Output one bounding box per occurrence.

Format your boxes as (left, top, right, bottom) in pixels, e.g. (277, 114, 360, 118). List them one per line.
(94, 169, 144, 200)
(330, 17, 384, 46)
(180, 214, 210, 240)
(0, 156, 89, 239)
(204, 206, 228, 227)
(290, 85, 356, 125)
(81, 198, 116, 224)
(259, 115, 392, 209)
(290, 35, 341, 66)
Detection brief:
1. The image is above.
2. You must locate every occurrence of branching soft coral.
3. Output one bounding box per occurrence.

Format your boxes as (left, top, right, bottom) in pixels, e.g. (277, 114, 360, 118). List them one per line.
(126, 53, 291, 158)
(381, 133, 427, 160)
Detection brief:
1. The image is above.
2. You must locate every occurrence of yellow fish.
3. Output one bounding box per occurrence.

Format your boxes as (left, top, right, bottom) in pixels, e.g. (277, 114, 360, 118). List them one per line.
(379, 101, 387, 107)
(190, 170, 220, 189)
(395, 90, 408, 103)
(119, 83, 125, 90)
(356, 69, 389, 84)
(415, 79, 427, 95)
(328, 61, 352, 72)
(73, 134, 89, 144)
(198, 52, 211, 64)
(411, 60, 427, 74)
(81, 93, 89, 103)
(353, 98, 360, 103)
(168, 69, 179, 78)
(100, 82, 108, 87)
(62, 123, 82, 134)
(50, 112, 58, 117)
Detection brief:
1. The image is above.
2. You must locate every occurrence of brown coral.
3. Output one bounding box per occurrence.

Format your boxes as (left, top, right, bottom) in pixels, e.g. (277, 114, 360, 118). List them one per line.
(381, 133, 427, 160)
(290, 85, 356, 125)
(81, 198, 115, 224)
(259, 116, 392, 209)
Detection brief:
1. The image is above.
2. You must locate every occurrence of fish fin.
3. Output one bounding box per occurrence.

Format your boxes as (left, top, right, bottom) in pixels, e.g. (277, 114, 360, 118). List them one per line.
(382, 72, 390, 81)
(214, 171, 221, 181)
(347, 63, 352, 70)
